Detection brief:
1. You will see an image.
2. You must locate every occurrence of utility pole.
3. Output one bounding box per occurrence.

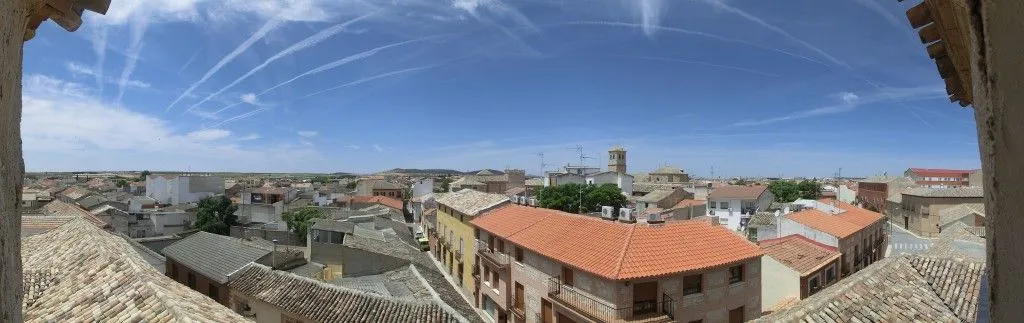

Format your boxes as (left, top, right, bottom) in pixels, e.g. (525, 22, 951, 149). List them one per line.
(2, 1, 111, 320)
(567, 145, 592, 214)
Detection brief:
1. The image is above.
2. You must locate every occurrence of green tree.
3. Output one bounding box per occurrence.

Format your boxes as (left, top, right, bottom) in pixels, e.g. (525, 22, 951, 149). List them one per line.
(115, 179, 128, 188)
(345, 180, 358, 189)
(436, 176, 452, 193)
(138, 170, 151, 181)
(282, 207, 326, 241)
(797, 180, 822, 200)
(536, 183, 627, 213)
(731, 178, 749, 185)
(768, 181, 800, 203)
(194, 196, 239, 235)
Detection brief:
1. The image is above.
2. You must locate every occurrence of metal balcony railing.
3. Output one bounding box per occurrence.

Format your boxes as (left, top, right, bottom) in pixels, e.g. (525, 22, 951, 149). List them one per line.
(547, 278, 670, 322)
(661, 295, 675, 319)
(475, 239, 510, 268)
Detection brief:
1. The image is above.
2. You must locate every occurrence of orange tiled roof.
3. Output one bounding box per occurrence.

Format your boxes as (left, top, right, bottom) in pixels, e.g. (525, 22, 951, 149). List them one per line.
(349, 195, 404, 210)
(472, 205, 762, 280)
(760, 234, 840, 276)
(785, 209, 864, 238)
(833, 202, 884, 227)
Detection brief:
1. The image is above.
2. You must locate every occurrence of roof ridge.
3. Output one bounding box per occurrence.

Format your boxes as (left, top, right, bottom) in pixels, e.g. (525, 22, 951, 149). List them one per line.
(611, 224, 638, 279)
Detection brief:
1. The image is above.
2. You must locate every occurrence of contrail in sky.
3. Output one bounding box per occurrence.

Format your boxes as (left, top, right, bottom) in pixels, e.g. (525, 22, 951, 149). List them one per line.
(612, 55, 778, 77)
(695, 0, 850, 68)
(295, 65, 439, 100)
(566, 21, 828, 67)
(186, 14, 374, 113)
(208, 36, 444, 116)
(215, 65, 439, 126)
(258, 35, 445, 96)
(165, 16, 284, 113)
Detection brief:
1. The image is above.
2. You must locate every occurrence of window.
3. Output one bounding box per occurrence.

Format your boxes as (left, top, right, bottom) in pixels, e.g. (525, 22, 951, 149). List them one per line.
(497, 239, 505, 253)
(561, 267, 574, 286)
(459, 238, 464, 255)
(169, 263, 178, 279)
(728, 265, 744, 284)
(719, 201, 728, 209)
(809, 277, 821, 294)
(709, 202, 716, 209)
(514, 282, 525, 311)
(208, 284, 219, 299)
(515, 247, 523, 262)
(826, 266, 836, 284)
(491, 271, 499, 287)
(187, 273, 196, 289)
(683, 274, 702, 295)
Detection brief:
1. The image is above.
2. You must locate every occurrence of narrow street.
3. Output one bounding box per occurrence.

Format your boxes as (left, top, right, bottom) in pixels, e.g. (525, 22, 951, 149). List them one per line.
(887, 221, 936, 256)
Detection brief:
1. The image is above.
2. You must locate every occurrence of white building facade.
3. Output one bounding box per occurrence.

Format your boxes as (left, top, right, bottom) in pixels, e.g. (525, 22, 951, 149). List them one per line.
(145, 175, 224, 205)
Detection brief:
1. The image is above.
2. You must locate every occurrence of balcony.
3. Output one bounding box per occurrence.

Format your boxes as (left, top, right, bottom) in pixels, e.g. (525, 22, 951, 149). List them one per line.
(453, 248, 463, 262)
(476, 239, 510, 270)
(547, 278, 672, 323)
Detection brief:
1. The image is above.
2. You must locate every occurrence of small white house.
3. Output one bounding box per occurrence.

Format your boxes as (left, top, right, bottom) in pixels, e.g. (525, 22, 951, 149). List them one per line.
(706, 185, 774, 231)
(145, 175, 224, 205)
(585, 171, 634, 196)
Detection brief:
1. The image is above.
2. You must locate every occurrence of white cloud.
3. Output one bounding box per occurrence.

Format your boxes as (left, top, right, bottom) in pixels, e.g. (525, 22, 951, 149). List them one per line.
(345, 144, 360, 150)
(630, 0, 666, 37)
(298, 131, 318, 137)
(840, 92, 859, 105)
(21, 74, 321, 169)
(241, 93, 260, 105)
(90, 0, 344, 26)
(301, 140, 315, 147)
(373, 144, 384, 152)
(238, 133, 262, 141)
(187, 129, 232, 141)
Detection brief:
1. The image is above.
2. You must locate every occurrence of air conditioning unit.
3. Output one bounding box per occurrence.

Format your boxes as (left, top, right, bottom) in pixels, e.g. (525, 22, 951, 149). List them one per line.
(647, 213, 663, 224)
(510, 196, 519, 204)
(519, 196, 528, 204)
(600, 206, 615, 220)
(618, 208, 634, 223)
(528, 198, 537, 206)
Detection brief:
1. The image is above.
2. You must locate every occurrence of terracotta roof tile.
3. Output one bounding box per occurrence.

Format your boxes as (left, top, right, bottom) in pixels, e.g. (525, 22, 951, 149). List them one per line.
(349, 196, 404, 210)
(908, 168, 973, 176)
(472, 205, 762, 280)
(707, 185, 768, 200)
(760, 234, 840, 275)
(833, 201, 884, 227)
(784, 209, 862, 238)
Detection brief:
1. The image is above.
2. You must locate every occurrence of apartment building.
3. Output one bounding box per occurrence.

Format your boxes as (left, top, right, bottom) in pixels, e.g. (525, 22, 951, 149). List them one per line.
(706, 185, 774, 231)
(356, 179, 405, 198)
(777, 202, 885, 277)
(471, 204, 763, 323)
(893, 187, 984, 237)
(903, 168, 974, 188)
(145, 175, 224, 205)
(855, 176, 915, 214)
(434, 189, 512, 299)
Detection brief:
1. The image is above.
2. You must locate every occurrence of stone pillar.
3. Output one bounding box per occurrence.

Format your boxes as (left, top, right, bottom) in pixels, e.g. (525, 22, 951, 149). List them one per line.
(972, 1, 1024, 321)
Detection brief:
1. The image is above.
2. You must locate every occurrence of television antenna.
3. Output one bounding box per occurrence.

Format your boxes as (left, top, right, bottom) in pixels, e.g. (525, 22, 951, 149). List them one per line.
(565, 145, 593, 214)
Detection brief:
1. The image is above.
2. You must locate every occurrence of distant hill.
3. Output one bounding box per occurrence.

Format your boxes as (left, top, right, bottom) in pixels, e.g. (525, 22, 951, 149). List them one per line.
(377, 168, 465, 175)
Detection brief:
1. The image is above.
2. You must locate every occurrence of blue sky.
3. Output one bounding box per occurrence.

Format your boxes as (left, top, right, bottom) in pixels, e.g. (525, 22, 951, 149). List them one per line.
(21, 0, 980, 177)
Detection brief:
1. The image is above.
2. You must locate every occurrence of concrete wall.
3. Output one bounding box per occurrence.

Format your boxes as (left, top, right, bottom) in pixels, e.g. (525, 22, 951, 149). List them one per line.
(777, 218, 839, 247)
(838, 186, 856, 204)
(338, 245, 410, 277)
(669, 259, 762, 323)
(837, 220, 886, 275)
(760, 256, 799, 312)
(900, 195, 984, 237)
(166, 258, 230, 305)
